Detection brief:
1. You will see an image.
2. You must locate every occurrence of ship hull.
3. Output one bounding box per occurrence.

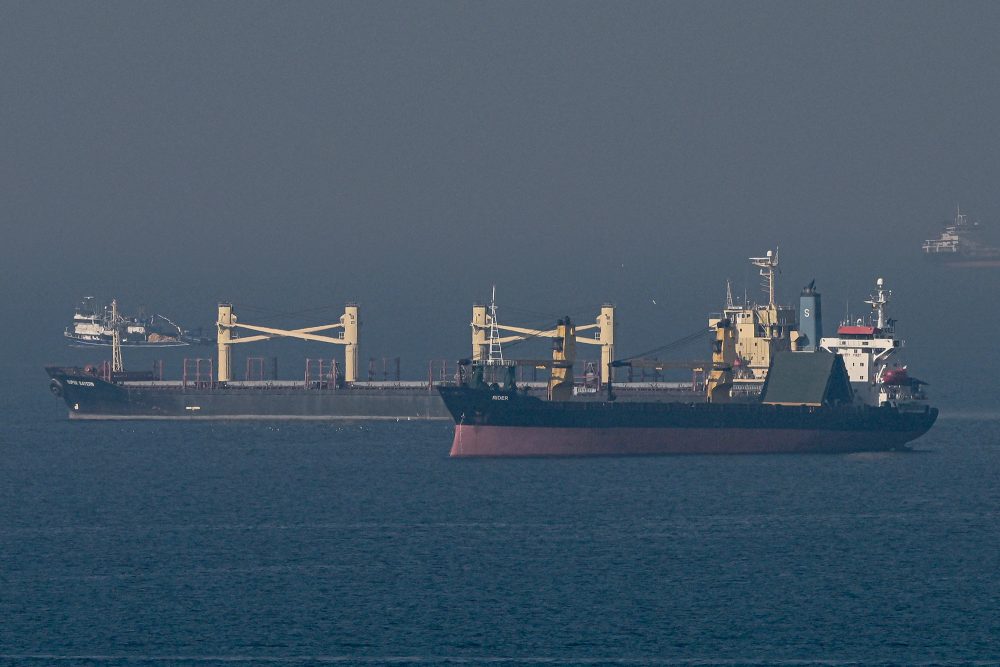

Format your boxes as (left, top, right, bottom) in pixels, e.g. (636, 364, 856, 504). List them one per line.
(439, 387, 937, 457)
(923, 253, 1000, 268)
(937, 260, 1000, 269)
(451, 424, 929, 456)
(45, 368, 703, 421)
(47, 369, 450, 420)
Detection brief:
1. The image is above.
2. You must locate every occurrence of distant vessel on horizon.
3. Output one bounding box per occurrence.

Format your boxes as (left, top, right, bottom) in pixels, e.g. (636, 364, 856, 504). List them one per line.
(65, 297, 208, 347)
(922, 206, 1000, 267)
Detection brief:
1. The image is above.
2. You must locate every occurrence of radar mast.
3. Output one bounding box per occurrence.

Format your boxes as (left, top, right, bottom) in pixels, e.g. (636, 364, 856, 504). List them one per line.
(749, 249, 779, 306)
(486, 285, 504, 365)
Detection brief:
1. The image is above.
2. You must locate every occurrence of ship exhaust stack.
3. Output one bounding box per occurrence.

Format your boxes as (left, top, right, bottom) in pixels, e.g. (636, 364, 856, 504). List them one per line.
(798, 281, 823, 352)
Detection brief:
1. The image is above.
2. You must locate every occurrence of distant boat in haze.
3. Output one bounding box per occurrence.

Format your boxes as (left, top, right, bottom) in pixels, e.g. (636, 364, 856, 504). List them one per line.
(65, 297, 210, 347)
(922, 206, 1000, 268)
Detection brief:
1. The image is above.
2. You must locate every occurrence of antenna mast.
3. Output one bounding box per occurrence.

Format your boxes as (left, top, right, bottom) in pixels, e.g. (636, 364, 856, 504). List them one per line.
(749, 248, 779, 306)
(111, 299, 124, 373)
(865, 277, 891, 330)
(486, 285, 504, 365)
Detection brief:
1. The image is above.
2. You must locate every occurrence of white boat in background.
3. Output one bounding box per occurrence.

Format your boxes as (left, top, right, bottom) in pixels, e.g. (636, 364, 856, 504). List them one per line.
(65, 297, 206, 347)
(922, 206, 1000, 267)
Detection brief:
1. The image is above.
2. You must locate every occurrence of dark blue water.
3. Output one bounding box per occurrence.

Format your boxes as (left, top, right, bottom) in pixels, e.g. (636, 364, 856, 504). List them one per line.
(3, 384, 999, 665)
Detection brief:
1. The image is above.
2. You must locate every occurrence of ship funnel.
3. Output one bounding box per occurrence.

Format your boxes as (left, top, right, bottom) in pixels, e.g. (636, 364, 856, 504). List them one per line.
(798, 281, 823, 352)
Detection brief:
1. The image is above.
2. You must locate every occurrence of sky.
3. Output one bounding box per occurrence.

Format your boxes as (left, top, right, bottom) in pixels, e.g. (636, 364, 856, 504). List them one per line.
(3, 2, 1000, 407)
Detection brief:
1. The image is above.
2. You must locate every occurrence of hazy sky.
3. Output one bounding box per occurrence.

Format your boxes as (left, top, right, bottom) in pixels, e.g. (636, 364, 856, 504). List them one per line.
(4, 2, 1000, 405)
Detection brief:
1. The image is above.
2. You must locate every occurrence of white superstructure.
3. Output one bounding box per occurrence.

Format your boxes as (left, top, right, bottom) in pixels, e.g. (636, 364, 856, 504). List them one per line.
(922, 206, 967, 255)
(819, 277, 926, 407)
(64, 297, 190, 347)
(921, 205, 1000, 265)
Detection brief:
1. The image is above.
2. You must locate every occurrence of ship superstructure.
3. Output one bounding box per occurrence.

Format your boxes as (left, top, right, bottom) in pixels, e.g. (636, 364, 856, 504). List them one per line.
(819, 277, 927, 408)
(708, 250, 797, 397)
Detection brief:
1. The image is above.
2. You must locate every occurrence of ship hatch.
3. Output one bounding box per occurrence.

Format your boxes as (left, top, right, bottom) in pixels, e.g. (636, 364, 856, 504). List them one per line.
(760, 352, 853, 407)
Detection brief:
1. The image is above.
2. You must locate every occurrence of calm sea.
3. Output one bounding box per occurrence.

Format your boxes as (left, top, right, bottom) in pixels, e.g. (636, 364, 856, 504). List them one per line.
(2, 378, 999, 665)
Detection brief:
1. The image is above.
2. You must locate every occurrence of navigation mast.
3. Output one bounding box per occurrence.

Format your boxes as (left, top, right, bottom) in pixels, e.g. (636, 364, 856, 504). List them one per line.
(865, 277, 891, 330)
(749, 249, 779, 306)
(110, 299, 123, 373)
(486, 285, 504, 365)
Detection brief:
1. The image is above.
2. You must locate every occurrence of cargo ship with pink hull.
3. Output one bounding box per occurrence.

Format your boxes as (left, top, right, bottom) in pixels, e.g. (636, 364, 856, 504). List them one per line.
(440, 265, 937, 457)
(439, 384, 937, 457)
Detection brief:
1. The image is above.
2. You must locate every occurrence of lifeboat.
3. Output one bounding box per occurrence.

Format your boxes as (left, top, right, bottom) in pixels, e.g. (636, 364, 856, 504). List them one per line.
(882, 367, 927, 387)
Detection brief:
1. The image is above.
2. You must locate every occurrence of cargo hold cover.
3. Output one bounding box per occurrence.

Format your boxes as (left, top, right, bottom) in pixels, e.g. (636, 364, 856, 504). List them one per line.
(760, 351, 853, 406)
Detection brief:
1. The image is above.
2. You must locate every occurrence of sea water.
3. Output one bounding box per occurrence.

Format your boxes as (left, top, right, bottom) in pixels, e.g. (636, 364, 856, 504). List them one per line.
(2, 378, 999, 665)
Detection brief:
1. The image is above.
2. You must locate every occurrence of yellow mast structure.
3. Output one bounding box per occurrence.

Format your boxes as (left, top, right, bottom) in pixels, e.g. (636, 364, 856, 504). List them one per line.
(216, 303, 360, 383)
(706, 317, 736, 402)
(470, 299, 616, 383)
(547, 317, 576, 400)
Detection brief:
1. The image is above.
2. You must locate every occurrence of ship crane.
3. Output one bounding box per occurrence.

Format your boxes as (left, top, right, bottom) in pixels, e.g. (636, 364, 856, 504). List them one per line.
(216, 303, 360, 383)
(471, 295, 615, 383)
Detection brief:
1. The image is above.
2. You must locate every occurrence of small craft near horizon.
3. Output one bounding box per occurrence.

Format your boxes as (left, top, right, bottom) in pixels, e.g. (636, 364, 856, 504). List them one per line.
(65, 297, 210, 348)
(922, 205, 1000, 268)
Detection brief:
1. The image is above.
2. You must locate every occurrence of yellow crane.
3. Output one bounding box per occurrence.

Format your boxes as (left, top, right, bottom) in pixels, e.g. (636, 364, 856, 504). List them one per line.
(216, 303, 360, 383)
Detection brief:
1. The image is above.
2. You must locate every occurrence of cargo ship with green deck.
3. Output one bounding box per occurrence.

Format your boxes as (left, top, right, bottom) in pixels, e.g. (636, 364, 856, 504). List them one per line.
(439, 257, 937, 456)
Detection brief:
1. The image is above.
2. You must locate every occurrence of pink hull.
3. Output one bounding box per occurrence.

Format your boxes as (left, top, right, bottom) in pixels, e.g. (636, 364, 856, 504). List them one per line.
(450, 425, 922, 457)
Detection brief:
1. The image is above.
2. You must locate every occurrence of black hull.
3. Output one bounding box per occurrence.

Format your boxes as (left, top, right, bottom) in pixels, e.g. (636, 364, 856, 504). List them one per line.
(437, 386, 938, 456)
(45, 367, 705, 421)
(46, 369, 450, 420)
